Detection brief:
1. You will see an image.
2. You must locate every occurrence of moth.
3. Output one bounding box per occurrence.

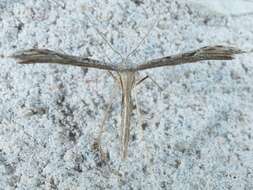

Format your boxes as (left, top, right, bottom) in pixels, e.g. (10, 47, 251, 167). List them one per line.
(9, 45, 247, 159)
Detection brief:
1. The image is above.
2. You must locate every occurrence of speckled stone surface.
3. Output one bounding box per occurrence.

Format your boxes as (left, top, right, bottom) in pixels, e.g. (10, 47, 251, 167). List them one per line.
(0, 0, 253, 189)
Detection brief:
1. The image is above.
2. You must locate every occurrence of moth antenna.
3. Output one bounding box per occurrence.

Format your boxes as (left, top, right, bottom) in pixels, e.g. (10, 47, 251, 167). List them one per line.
(96, 39, 115, 66)
(133, 78, 149, 161)
(50, 0, 115, 64)
(83, 12, 124, 63)
(124, 10, 160, 64)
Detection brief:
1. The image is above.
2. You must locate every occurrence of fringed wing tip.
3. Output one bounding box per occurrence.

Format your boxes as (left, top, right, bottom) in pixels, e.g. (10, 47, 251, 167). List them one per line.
(9, 49, 52, 64)
(196, 45, 246, 60)
(225, 46, 246, 56)
(1, 50, 31, 60)
(222, 47, 245, 59)
(15, 48, 47, 55)
(9, 54, 26, 63)
(8, 49, 31, 63)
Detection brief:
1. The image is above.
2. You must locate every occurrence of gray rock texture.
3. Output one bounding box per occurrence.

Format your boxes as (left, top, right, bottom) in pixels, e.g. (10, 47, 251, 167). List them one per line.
(0, 0, 253, 189)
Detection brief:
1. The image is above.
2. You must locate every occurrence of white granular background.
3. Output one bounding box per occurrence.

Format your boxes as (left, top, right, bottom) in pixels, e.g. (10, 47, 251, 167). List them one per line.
(0, 0, 253, 189)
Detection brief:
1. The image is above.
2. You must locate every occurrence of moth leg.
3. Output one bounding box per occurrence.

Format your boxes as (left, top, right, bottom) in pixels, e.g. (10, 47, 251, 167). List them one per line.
(147, 75, 163, 91)
(136, 74, 163, 91)
(107, 71, 118, 83)
(133, 81, 149, 160)
(93, 83, 118, 163)
(136, 75, 149, 86)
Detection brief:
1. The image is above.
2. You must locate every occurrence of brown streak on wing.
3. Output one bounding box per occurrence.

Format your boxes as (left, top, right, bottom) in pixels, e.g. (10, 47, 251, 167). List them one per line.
(10, 49, 118, 71)
(135, 45, 245, 71)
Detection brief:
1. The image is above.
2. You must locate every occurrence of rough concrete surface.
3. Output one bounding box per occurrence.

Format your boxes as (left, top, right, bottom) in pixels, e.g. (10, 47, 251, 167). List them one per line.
(0, 0, 253, 189)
